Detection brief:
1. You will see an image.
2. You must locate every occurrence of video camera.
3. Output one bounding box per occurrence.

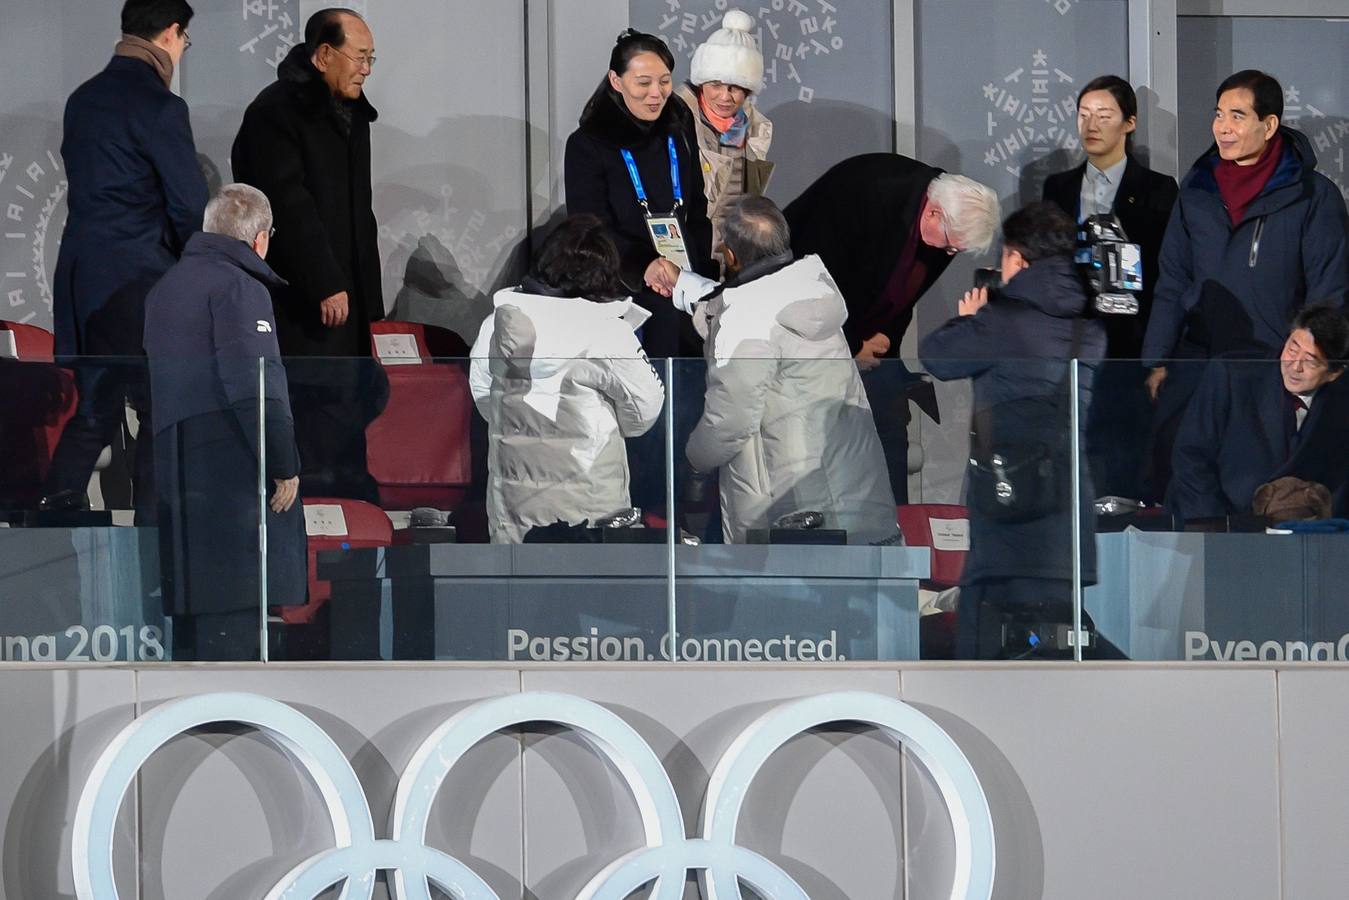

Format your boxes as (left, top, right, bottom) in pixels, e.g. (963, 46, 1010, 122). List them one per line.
(1076, 214, 1144, 316)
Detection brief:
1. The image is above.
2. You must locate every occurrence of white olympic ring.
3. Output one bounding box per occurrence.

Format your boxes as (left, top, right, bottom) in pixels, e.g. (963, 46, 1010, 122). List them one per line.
(73, 691, 994, 899)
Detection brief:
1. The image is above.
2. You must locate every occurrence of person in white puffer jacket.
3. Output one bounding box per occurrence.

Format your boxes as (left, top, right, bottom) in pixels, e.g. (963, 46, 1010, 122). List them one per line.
(470, 215, 665, 543)
(675, 197, 902, 545)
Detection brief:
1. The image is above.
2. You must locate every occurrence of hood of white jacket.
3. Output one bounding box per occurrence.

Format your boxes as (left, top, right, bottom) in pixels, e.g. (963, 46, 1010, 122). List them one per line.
(713, 254, 847, 359)
(487, 289, 648, 377)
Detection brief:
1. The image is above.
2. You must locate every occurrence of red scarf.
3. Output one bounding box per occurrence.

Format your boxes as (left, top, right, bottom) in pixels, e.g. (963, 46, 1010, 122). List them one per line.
(1214, 131, 1283, 226)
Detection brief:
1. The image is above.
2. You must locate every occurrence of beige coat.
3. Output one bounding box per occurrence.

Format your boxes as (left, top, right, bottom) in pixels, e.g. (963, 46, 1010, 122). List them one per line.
(675, 84, 774, 260)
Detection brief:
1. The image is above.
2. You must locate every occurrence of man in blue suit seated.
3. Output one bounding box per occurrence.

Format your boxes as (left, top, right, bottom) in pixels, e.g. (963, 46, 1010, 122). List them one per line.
(41, 0, 208, 516)
(1168, 305, 1349, 524)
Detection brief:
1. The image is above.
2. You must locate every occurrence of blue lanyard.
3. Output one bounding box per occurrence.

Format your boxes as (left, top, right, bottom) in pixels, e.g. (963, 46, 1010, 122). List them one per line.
(620, 137, 682, 213)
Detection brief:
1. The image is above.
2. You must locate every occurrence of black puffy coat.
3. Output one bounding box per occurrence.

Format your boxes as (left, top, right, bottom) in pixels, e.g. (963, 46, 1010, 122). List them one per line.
(231, 44, 383, 358)
(784, 153, 955, 355)
(564, 88, 715, 357)
(920, 255, 1106, 585)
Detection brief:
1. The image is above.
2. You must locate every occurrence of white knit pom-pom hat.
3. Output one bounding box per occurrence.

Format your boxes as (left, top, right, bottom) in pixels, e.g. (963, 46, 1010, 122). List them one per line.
(689, 9, 764, 94)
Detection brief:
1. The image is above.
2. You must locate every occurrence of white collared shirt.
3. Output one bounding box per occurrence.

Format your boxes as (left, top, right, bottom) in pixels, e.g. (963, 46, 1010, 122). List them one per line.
(1295, 389, 1317, 431)
(1079, 156, 1128, 221)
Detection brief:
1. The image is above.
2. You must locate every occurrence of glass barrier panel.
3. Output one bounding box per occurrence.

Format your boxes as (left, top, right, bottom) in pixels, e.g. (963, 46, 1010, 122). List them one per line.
(672, 354, 1085, 662)
(0, 353, 269, 662)
(273, 353, 673, 662)
(1085, 357, 1349, 662)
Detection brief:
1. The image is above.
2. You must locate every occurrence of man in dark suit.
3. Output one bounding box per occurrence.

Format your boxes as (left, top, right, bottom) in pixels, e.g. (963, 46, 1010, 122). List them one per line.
(1168, 305, 1349, 523)
(232, 7, 385, 502)
(1043, 75, 1179, 500)
(783, 154, 1000, 499)
(41, 0, 208, 515)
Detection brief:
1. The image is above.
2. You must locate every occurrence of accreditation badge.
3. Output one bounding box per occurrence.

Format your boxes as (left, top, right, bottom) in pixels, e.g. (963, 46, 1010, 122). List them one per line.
(644, 214, 692, 270)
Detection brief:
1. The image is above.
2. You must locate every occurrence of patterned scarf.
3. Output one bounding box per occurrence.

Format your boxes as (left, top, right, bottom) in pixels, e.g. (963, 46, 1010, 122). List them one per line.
(698, 91, 750, 149)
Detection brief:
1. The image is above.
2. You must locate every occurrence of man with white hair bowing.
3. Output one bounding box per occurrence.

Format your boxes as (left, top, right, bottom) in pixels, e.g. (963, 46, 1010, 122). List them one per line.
(783, 155, 1001, 500)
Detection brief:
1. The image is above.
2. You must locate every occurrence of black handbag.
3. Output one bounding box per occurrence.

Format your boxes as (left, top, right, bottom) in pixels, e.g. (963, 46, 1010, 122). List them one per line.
(966, 319, 1084, 523)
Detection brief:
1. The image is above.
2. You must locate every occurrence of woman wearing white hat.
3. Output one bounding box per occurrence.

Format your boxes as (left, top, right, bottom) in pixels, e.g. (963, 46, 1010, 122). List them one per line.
(673, 9, 775, 267)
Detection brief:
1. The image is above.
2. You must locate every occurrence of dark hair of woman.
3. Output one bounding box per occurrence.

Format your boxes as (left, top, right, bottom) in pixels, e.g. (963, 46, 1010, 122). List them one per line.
(529, 214, 627, 301)
(580, 29, 676, 127)
(1077, 74, 1138, 152)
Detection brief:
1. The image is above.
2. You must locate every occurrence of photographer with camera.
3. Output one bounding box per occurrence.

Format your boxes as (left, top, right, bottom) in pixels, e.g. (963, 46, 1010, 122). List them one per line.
(1043, 75, 1178, 500)
(920, 202, 1107, 659)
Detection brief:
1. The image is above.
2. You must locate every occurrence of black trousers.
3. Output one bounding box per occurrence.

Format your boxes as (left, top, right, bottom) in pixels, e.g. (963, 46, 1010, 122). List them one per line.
(958, 577, 1127, 660)
(171, 609, 262, 661)
(43, 361, 155, 517)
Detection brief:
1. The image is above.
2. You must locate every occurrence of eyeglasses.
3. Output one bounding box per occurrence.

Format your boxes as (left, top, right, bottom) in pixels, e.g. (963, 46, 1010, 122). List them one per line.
(937, 215, 960, 256)
(268, 226, 276, 238)
(182, 30, 191, 50)
(328, 45, 376, 70)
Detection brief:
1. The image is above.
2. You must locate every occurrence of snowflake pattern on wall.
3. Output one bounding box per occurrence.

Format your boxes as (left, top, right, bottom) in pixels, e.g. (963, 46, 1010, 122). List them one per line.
(654, 0, 846, 104)
(981, 48, 1078, 178)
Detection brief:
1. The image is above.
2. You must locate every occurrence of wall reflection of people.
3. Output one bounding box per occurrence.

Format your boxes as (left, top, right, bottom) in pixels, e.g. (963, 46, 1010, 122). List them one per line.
(1168, 306, 1349, 524)
(469, 215, 665, 543)
(564, 29, 717, 359)
(1140, 69, 1349, 501)
(1042, 75, 1178, 501)
(677, 197, 900, 545)
(144, 185, 306, 661)
(784, 156, 1000, 501)
(672, 9, 774, 271)
(920, 202, 1107, 660)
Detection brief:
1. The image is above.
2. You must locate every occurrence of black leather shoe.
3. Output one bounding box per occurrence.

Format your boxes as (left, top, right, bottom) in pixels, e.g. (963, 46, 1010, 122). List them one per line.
(37, 489, 91, 512)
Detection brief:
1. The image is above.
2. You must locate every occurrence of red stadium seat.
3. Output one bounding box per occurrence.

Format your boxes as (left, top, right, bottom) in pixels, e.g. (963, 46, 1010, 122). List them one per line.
(366, 322, 472, 511)
(0, 322, 77, 506)
(898, 503, 970, 660)
(279, 497, 394, 625)
(897, 503, 969, 589)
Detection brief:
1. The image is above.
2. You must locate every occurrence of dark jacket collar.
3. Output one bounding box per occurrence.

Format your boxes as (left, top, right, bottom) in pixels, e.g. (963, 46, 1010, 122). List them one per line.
(182, 232, 287, 288)
(577, 86, 694, 148)
(724, 250, 795, 288)
(276, 43, 378, 123)
(996, 253, 1090, 319)
(1183, 125, 1316, 202)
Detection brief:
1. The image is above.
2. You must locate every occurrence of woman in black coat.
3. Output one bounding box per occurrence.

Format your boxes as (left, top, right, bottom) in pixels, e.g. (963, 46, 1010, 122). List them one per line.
(564, 29, 716, 359)
(920, 203, 1108, 660)
(1042, 75, 1178, 501)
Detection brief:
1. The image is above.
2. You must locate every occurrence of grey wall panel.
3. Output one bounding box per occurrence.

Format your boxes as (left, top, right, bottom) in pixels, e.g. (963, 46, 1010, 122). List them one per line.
(629, 0, 897, 207)
(902, 668, 1282, 900)
(1276, 670, 1349, 900)
(0, 668, 138, 900)
(519, 667, 905, 899)
(133, 667, 524, 900)
(912, 0, 1132, 503)
(0, 5, 111, 331)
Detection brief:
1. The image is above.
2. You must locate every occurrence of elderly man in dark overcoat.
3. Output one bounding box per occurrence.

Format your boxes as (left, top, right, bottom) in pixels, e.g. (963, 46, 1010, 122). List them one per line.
(231, 7, 386, 502)
(41, 0, 208, 515)
(144, 184, 306, 661)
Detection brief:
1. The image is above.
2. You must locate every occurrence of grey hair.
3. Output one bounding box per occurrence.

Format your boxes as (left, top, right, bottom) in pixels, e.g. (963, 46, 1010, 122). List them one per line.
(203, 183, 273, 244)
(721, 195, 791, 266)
(926, 174, 1000, 255)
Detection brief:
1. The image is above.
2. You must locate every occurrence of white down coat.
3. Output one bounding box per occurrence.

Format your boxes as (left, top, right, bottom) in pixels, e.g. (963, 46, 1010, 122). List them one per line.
(684, 255, 900, 544)
(470, 289, 664, 543)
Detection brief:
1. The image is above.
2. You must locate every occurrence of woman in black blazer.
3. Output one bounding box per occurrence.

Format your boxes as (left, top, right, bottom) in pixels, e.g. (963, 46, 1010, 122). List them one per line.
(565, 29, 716, 359)
(1042, 75, 1179, 500)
